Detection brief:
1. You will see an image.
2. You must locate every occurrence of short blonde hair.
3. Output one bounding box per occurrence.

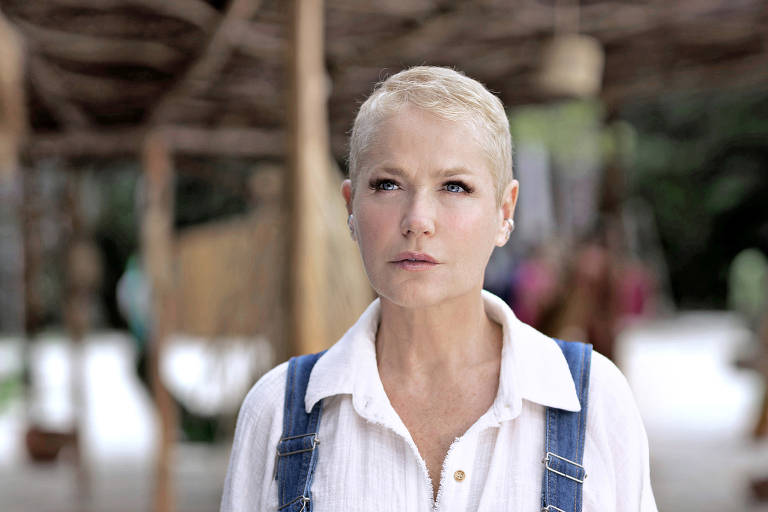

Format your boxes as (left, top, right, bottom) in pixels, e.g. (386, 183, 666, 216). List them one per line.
(348, 66, 513, 204)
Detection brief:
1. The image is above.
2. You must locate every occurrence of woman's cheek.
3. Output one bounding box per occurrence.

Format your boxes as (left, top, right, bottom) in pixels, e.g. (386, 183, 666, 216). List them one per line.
(442, 207, 491, 235)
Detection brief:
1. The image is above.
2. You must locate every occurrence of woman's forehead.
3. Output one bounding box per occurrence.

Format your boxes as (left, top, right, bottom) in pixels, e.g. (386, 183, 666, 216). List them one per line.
(375, 104, 475, 137)
(367, 109, 485, 159)
(359, 121, 492, 177)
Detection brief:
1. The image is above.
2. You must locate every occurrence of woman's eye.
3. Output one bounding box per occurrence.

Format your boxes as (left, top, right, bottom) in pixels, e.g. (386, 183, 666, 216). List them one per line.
(371, 179, 399, 191)
(444, 181, 470, 193)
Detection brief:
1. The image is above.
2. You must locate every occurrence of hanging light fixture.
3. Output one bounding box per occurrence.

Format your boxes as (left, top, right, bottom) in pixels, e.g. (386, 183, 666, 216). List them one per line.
(537, 0, 604, 98)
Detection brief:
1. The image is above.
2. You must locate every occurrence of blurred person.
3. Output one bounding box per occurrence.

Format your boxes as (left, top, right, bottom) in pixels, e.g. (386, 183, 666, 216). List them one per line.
(535, 230, 617, 360)
(750, 300, 768, 440)
(221, 66, 656, 511)
(117, 253, 151, 385)
(728, 248, 768, 333)
(743, 286, 768, 501)
(617, 258, 657, 322)
(510, 243, 562, 327)
(729, 248, 768, 440)
(535, 221, 657, 362)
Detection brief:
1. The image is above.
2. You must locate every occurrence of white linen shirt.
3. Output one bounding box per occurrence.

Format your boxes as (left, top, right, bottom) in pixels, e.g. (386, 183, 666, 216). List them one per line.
(220, 290, 657, 511)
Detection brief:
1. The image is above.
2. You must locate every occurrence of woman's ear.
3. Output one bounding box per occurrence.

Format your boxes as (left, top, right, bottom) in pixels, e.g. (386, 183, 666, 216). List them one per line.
(495, 179, 520, 247)
(341, 179, 353, 215)
(341, 179, 356, 241)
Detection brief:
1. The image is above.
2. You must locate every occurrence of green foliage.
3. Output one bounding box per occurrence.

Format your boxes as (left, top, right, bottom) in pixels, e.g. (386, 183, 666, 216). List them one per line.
(510, 100, 606, 174)
(96, 162, 140, 256)
(0, 374, 21, 412)
(622, 88, 768, 308)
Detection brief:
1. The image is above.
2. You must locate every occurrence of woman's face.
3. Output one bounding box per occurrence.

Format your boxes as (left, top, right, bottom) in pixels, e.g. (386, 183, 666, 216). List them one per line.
(342, 105, 518, 309)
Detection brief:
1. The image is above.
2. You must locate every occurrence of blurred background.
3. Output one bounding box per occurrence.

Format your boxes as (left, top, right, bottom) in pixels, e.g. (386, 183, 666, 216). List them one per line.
(0, 0, 767, 511)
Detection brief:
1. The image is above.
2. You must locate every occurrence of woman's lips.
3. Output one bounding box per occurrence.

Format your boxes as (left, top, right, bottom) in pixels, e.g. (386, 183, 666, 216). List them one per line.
(394, 259, 438, 271)
(391, 252, 440, 270)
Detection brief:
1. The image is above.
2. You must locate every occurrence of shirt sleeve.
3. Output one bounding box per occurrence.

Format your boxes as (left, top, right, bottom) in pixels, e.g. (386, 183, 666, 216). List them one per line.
(584, 352, 658, 512)
(220, 362, 288, 512)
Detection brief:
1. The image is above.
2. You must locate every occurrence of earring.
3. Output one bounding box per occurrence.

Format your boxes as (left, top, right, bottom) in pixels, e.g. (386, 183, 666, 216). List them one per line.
(506, 218, 515, 233)
(347, 214, 354, 234)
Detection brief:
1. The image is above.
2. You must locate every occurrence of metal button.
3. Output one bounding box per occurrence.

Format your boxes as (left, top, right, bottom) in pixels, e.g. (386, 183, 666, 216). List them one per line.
(453, 470, 466, 482)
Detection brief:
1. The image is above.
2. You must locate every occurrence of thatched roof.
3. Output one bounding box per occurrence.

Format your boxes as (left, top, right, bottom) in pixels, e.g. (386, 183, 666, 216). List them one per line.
(3, 0, 767, 161)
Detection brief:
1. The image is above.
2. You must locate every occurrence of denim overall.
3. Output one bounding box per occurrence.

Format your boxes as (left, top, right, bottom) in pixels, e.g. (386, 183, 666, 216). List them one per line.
(274, 339, 592, 512)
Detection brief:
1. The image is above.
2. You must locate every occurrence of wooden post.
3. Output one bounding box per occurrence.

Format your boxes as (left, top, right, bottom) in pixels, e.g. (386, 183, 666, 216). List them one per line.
(285, 0, 330, 356)
(0, 11, 24, 179)
(0, 9, 26, 333)
(141, 131, 177, 512)
(63, 169, 102, 502)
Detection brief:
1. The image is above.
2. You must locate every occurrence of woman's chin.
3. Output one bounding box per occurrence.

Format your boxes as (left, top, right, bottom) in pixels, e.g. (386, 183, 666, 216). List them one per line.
(375, 283, 473, 310)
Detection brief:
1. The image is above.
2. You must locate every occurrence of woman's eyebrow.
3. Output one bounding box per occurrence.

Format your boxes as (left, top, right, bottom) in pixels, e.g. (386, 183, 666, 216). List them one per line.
(374, 166, 473, 178)
(438, 167, 472, 177)
(378, 166, 406, 177)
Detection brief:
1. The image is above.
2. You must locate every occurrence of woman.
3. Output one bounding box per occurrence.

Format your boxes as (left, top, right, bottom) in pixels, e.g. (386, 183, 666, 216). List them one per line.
(220, 66, 657, 511)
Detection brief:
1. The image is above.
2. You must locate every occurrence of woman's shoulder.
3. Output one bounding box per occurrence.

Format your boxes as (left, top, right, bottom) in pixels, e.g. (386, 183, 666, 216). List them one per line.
(588, 350, 628, 386)
(237, 360, 289, 424)
(588, 351, 638, 409)
(583, 351, 656, 510)
(222, 361, 290, 512)
(586, 349, 647, 435)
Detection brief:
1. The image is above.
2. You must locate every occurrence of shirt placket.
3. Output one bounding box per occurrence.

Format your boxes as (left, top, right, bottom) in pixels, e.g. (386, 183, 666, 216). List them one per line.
(433, 432, 478, 512)
(356, 395, 437, 512)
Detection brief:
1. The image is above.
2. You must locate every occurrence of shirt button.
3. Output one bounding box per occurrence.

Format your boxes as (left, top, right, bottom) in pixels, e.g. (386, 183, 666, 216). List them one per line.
(453, 470, 466, 482)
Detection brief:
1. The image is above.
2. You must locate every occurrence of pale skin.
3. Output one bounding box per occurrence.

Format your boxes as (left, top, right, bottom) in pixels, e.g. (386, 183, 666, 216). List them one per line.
(341, 105, 519, 502)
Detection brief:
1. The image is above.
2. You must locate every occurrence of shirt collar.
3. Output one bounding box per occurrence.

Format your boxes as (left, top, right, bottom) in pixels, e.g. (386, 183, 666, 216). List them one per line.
(305, 290, 581, 421)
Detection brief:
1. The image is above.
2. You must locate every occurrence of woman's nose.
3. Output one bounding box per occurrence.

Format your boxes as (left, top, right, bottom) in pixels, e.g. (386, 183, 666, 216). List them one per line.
(400, 192, 435, 237)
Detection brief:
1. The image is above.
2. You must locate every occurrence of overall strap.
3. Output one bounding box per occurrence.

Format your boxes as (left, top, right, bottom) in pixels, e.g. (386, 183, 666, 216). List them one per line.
(541, 339, 592, 512)
(275, 351, 326, 512)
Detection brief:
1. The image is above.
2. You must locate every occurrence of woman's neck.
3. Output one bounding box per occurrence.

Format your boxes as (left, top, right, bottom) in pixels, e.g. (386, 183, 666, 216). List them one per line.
(375, 290, 502, 384)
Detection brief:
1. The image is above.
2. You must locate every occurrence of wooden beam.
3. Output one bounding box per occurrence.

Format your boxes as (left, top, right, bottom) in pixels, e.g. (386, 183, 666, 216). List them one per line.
(231, 20, 284, 60)
(286, 0, 330, 355)
(602, 52, 768, 108)
(26, 126, 285, 158)
(27, 64, 163, 104)
(26, 128, 143, 157)
(329, 6, 465, 65)
(141, 131, 177, 512)
(329, 0, 766, 66)
(167, 126, 284, 156)
(149, 0, 262, 124)
(27, 56, 90, 129)
(13, 20, 186, 69)
(43, 0, 220, 31)
(328, 0, 434, 16)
